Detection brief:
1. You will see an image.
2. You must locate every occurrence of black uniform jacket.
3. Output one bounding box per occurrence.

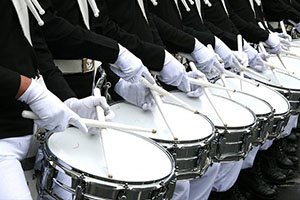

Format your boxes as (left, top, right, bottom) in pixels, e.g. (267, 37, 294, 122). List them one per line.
(148, 0, 215, 47)
(0, 0, 75, 139)
(262, 0, 300, 23)
(104, 0, 196, 55)
(47, 0, 166, 72)
(227, 0, 269, 42)
(177, 0, 239, 49)
(282, 0, 300, 13)
(203, 0, 268, 45)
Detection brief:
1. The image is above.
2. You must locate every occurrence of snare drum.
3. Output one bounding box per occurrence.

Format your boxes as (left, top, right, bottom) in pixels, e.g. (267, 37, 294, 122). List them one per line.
(214, 77, 290, 140)
(244, 69, 300, 114)
(37, 127, 176, 200)
(111, 101, 215, 180)
(209, 88, 274, 146)
(166, 92, 257, 162)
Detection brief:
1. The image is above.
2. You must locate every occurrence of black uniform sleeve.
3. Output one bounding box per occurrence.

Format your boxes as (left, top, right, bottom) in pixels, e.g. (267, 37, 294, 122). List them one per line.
(92, 0, 165, 71)
(150, 13, 195, 53)
(182, 25, 215, 47)
(0, 66, 21, 100)
(38, 0, 119, 64)
(29, 13, 75, 101)
(226, 0, 269, 43)
(262, 0, 300, 23)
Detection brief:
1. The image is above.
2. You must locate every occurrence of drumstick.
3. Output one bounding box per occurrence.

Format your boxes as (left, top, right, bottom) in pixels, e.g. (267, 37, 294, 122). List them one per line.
(237, 35, 244, 91)
(258, 43, 283, 86)
(139, 77, 199, 114)
(281, 50, 300, 60)
(188, 77, 236, 92)
(220, 73, 232, 99)
(150, 90, 178, 141)
(189, 62, 227, 127)
(262, 61, 294, 74)
(110, 64, 199, 114)
(224, 70, 260, 87)
(21, 110, 157, 134)
(94, 88, 113, 179)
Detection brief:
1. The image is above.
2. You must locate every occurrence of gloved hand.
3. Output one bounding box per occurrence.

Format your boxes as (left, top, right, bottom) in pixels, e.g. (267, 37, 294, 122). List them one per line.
(18, 79, 88, 133)
(232, 51, 248, 67)
(185, 71, 204, 98)
(158, 50, 191, 92)
(214, 37, 241, 69)
(294, 22, 300, 33)
(191, 39, 224, 74)
(243, 42, 267, 72)
(115, 79, 155, 110)
(111, 44, 155, 84)
(264, 33, 282, 54)
(64, 96, 115, 134)
(276, 32, 292, 42)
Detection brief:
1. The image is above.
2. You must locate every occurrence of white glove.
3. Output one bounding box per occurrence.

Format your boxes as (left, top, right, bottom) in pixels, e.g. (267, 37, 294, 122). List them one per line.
(214, 37, 241, 68)
(191, 39, 220, 73)
(18, 79, 88, 133)
(276, 32, 292, 42)
(295, 22, 300, 33)
(111, 44, 155, 84)
(115, 79, 155, 110)
(264, 33, 282, 54)
(243, 42, 266, 72)
(158, 50, 191, 92)
(64, 96, 115, 134)
(186, 71, 204, 98)
(232, 51, 248, 67)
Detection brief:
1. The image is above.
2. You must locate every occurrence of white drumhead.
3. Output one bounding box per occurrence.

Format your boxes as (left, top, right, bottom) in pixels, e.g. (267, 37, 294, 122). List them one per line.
(167, 92, 255, 127)
(48, 127, 173, 182)
(111, 102, 213, 141)
(215, 77, 289, 115)
(244, 68, 300, 90)
(209, 88, 271, 115)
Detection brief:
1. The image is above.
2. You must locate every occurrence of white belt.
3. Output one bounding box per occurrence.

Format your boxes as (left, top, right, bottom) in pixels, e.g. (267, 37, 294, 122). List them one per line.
(54, 58, 100, 74)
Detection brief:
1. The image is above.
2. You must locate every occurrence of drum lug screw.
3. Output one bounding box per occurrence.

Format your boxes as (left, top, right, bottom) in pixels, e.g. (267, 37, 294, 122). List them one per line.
(120, 195, 127, 200)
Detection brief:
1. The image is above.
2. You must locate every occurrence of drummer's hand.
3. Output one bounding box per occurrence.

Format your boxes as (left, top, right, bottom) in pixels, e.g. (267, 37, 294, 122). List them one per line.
(191, 39, 224, 74)
(18, 79, 88, 133)
(158, 50, 191, 92)
(65, 96, 114, 134)
(115, 79, 155, 110)
(276, 32, 292, 42)
(214, 36, 239, 69)
(243, 43, 267, 72)
(265, 33, 282, 54)
(185, 71, 204, 97)
(111, 44, 155, 84)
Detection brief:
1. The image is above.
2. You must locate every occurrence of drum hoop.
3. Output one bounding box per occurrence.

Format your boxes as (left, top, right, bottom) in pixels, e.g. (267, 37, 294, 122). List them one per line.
(44, 130, 176, 185)
(245, 72, 300, 92)
(222, 76, 291, 115)
(211, 95, 257, 129)
(110, 100, 217, 144)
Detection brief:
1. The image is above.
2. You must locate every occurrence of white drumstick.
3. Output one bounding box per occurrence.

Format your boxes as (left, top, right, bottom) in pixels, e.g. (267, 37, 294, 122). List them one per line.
(188, 77, 236, 92)
(150, 90, 178, 141)
(110, 64, 199, 114)
(87, 0, 100, 17)
(237, 35, 244, 91)
(189, 62, 227, 127)
(263, 61, 294, 74)
(282, 50, 300, 60)
(21, 110, 156, 134)
(224, 70, 260, 87)
(24, 0, 44, 26)
(93, 88, 112, 178)
(220, 73, 232, 99)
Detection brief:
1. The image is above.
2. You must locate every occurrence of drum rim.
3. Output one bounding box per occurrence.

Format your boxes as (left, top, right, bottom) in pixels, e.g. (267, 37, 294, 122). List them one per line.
(110, 100, 217, 144)
(170, 91, 258, 129)
(245, 71, 300, 92)
(220, 76, 291, 115)
(44, 128, 176, 185)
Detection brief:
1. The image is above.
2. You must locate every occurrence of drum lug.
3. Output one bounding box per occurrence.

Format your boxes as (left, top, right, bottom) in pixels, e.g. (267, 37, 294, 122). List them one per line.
(74, 174, 86, 200)
(35, 128, 47, 142)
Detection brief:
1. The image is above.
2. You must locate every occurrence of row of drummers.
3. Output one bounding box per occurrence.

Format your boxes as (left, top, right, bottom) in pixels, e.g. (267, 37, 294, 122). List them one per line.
(35, 37, 300, 200)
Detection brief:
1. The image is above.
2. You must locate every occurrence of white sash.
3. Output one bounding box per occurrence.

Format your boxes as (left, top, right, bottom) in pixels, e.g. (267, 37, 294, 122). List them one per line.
(11, 0, 32, 45)
(195, 0, 203, 22)
(220, 0, 229, 16)
(248, 0, 256, 14)
(137, 0, 149, 23)
(77, 0, 90, 29)
(173, 0, 182, 19)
